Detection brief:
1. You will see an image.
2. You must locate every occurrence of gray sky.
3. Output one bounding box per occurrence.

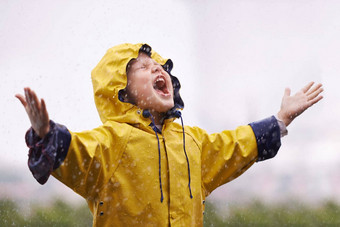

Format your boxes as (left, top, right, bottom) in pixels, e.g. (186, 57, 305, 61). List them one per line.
(1, 0, 340, 204)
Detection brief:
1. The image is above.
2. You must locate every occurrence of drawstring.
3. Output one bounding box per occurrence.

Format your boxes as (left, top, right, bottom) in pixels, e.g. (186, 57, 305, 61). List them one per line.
(153, 123, 164, 203)
(143, 109, 192, 202)
(144, 110, 164, 203)
(175, 111, 193, 199)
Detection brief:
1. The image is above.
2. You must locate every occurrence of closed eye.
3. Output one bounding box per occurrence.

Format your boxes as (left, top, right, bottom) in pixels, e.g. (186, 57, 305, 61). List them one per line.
(138, 63, 150, 70)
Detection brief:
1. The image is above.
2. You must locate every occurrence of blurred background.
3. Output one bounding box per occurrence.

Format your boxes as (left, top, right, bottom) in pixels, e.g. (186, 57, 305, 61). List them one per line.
(1, 0, 340, 225)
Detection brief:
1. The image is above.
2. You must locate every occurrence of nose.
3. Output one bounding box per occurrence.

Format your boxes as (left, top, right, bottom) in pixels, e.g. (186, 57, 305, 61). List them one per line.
(152, 64, 163, 73)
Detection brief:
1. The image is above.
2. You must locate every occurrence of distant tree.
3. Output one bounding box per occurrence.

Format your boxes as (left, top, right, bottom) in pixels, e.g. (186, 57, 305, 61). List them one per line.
(2, 198, 340, 226)
(0, 199, 25, 226)
(203, 201, 225, 227)
(28, 199, 92, 226)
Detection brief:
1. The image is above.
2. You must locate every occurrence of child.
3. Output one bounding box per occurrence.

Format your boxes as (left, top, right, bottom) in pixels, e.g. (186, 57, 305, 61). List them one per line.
(16, 43, 323, 226)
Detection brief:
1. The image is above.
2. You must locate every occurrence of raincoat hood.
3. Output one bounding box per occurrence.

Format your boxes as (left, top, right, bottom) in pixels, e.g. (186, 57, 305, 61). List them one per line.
(91, 43, 184, 126)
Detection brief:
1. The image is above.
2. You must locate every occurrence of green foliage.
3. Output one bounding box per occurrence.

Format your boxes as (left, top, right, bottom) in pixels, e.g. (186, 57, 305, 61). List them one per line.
(0, 200, 25, 226)
(2, 198, 340, 226)
(27, 199, 92, 227)
(0, 199, 92, 227)
(203, 201, 226, 227)
(204, 200, 340, 227)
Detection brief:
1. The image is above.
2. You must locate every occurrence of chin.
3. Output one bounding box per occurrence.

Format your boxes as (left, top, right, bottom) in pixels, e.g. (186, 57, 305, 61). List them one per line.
(152, 101, 174, 113)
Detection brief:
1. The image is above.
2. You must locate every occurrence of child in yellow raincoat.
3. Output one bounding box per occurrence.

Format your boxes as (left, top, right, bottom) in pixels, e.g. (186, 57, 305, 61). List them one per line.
(16, 43, 323, 226)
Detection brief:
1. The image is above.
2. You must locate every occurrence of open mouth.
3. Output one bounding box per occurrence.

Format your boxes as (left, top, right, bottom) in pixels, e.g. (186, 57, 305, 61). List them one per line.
(153, 75, 171, 96)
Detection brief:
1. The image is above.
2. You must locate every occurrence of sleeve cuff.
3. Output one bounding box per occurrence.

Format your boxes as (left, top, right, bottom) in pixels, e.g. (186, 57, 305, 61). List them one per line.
(249, 116, 281, 162)
(25, 120, 71, 184)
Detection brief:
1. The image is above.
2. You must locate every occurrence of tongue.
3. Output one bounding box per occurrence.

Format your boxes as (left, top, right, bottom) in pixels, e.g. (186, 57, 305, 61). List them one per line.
(155, 80, 165, 89)
(154, 80, 169, 95)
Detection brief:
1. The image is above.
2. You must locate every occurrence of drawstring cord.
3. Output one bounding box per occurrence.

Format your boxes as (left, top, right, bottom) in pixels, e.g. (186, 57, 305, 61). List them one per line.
(149, 115, 164, 203)
(175, 111, 193, 199)
(143, 109, 192, 202)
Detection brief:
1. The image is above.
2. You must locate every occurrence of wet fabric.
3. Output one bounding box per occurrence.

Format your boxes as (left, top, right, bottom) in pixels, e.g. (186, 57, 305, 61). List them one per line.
(26, 120, 70, 184)
(26, 43, 281, 226)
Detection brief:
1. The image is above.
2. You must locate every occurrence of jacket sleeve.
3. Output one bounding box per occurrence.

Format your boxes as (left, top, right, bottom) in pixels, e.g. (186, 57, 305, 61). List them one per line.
(26, 120, 130, 199)
(26, 120, 71, 185)
(198, 116, 281, 196)
(51, 121, 131, 199)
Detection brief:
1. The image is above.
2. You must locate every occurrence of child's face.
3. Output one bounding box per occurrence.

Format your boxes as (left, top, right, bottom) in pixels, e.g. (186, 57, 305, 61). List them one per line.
(125, 52, 174, 113)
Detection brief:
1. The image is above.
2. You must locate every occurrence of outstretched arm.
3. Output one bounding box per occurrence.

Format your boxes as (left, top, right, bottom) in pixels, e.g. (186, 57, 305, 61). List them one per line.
(15, 87, 50, 138)
(277, 82, 323, 127)
(16, 87, 71, 184)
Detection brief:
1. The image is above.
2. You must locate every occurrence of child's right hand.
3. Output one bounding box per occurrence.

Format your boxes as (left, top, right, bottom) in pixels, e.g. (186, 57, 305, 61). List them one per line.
(15, 87, 50, 138)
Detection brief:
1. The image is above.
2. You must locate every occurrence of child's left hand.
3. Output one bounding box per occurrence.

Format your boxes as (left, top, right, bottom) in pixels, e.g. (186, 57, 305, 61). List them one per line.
(277, 82, 323, 127)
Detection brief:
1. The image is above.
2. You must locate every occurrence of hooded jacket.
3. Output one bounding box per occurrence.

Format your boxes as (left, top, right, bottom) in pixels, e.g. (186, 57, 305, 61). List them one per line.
(26, 43, 281, 227)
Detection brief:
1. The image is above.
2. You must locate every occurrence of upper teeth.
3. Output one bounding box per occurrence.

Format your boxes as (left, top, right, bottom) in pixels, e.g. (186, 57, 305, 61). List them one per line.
(156, 77, 165, 83)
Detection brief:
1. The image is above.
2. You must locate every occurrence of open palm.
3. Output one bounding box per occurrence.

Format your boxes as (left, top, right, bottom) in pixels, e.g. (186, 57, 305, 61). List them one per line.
(15, 87, 50, 138)
(278, 82, 323, 127)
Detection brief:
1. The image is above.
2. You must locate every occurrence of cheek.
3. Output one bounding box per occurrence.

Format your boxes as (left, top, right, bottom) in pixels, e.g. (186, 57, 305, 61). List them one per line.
(130, 84, 154, 106)
(138, 84, 152, 96)
(129, 77, 147, 93)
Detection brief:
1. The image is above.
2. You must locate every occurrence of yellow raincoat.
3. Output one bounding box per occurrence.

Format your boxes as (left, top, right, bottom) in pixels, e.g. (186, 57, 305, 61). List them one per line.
(50, 43, 262, 226)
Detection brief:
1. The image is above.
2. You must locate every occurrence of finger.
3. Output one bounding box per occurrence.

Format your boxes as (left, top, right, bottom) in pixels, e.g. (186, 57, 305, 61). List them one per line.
(15, 94, 27, 107)
(284, 87, 291, 97)
(40, 98, 49, 120)
(308, 87, 324, 101)
(24, 87, 31, 104)
(30, 89, 41, 112)
(306, 83, 322, 96)
(308, 95, 323, 107)
(26, 88, 40, 114)
(24, 88, 34, 112)
(301, 81, 314, 93)
(25, 87, 34, 108)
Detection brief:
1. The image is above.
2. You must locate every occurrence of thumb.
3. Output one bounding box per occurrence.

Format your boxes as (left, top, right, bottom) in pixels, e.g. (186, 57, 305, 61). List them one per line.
(15, 94, 27, 107)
